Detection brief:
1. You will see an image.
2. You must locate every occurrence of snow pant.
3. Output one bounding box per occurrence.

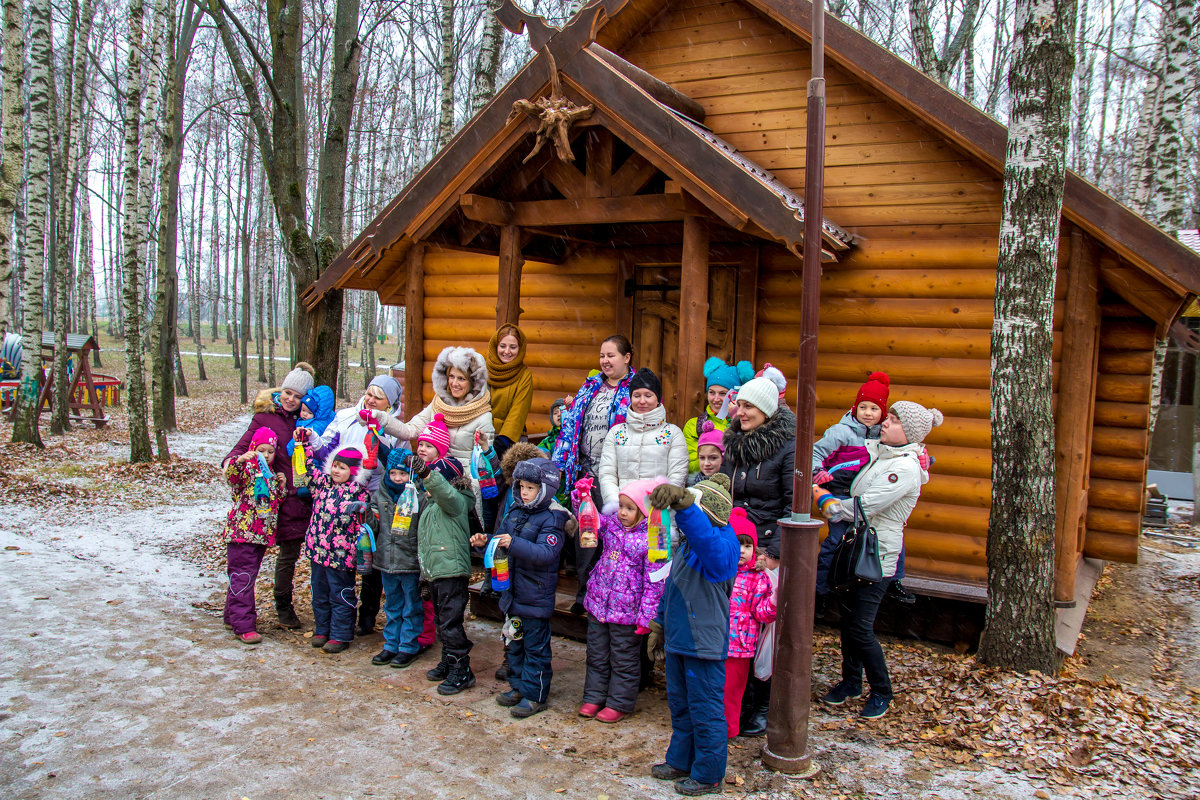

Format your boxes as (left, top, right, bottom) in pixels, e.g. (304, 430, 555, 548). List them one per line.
(431, 576, 472, 657)
(418, 597, 437, 647)
(664, 653, 727, 785)
(358, 567, 382, 631)
(583, 616, 643, 713)
(380, 571, 423, 655)
(273, 537, 303, 609)
(838, 578, 891, 699)
(311, 562, 357, 643)
(225, 542, 267, 635)
(508, 616, 553, 704)
(722, 657, 753, 737)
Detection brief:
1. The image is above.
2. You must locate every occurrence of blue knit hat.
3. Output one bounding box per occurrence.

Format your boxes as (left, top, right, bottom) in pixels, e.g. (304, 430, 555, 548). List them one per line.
(386, 447, 413, 473)
(704, 357, 754, 391)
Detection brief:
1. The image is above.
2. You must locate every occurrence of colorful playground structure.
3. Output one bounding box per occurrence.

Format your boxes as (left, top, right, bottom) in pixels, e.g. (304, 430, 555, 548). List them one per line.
(0, 332, 120, 427)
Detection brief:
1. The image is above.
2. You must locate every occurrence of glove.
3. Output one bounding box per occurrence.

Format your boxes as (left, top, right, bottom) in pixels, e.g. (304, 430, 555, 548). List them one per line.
(813, 469, 833, 485)
(918, 447, 931, 471)
(358, 408, 384, 427)
(410, 457, 431, 480)
(635, 625, 650, 636)
(646, 620, 664, 661)
(829, 500, 855, 523)
(649, 484, 692, 512)
(294, 428, 310, 444)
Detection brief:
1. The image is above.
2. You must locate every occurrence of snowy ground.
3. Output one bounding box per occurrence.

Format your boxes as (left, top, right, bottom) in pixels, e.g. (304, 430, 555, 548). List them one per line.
(1, 412, 1196, 799)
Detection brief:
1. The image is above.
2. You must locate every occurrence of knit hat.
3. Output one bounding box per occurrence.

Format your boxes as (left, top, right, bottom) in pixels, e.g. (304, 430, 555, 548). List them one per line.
(619, 477, 664, 519)
(550, 397, 566, 416)
(367, 375, 402, 411)
(281, 362, 315, 395)
(729, 507, 757, 548)
(628, 368, 663, 403)
(704, 357, 755, 391)
(513, 458, 562, 509)
(889, 401, 944, 444)
(687, 473, 733, 526)
(416, 413, 451, 459)
(386, 447, 413, 473)
(333, 447, 363, 473)
(429, 456, 465, 483)
(696, 420, 725, 454)
(735, 376, 780, 418)
(854, 371, 890, 416)
(249, 427, 278, 450)
(756, 364, 788, 401)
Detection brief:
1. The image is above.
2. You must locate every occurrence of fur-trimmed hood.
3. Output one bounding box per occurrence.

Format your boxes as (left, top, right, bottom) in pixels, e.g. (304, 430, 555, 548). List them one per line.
(723, 406, 797, 468)
(253, 387, 300, 418)
(432, 346, 489, 405)
(500, 441, 548, 484)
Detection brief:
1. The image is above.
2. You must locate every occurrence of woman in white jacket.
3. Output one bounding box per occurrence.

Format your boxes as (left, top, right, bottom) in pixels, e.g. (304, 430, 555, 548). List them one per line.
(597, 368, 688, 508)
(821, 400, 942, 721)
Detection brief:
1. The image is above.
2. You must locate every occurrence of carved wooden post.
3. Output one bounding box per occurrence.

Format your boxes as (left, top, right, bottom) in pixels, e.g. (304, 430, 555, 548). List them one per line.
(496, 225, 525, 326)
(404, 243, 426, 419)
(677, 214, 709, 418)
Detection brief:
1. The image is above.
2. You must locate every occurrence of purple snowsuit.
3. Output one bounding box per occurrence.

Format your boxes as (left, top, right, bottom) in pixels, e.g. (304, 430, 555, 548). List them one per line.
(584, 513, 663, 629)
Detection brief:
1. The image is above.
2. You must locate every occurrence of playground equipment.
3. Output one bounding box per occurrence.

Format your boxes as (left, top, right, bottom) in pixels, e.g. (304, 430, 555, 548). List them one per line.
(0, 333, 117, 427)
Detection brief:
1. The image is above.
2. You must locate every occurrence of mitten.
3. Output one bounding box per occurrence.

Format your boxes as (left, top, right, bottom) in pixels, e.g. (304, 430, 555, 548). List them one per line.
(918, 447, 931, 471)
(813, 469, 833, 485)
(358, 408, 384, 427)
(646, 620, 664, 660)
(635, 625, 650, 636)
(649, 483, 692, 511)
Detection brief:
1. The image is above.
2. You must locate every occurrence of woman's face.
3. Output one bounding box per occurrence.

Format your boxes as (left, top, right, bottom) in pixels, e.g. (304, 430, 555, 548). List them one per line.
(497, 334, 520, 364)
(279, 387, 303, 412)
(630, 388, 658, 414)
(362, 387, 389, 411)
(735, 399, 768, 431)
(447, 366, 471, 400)
(599, 342, 631, 382)
(707, 385, 729, 416)
(880, 411, 909, 446)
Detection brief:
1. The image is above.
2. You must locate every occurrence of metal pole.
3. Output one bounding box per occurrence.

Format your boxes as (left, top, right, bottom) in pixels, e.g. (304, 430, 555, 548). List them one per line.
(761, 0, 825, 778)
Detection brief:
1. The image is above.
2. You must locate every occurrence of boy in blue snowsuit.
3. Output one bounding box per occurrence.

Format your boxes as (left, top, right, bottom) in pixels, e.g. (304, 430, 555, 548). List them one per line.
(645, 474, 740, 796)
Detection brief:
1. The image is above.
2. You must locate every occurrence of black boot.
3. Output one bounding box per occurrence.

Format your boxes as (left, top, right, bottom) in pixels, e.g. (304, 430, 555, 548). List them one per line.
(437, 655, 476, 696)
(426, 652, 452, 682)
(274, 595, 301, 629)
(741, 677, 770, 737)
(494, 647, 511, 681)
(886, 580, 917, 605)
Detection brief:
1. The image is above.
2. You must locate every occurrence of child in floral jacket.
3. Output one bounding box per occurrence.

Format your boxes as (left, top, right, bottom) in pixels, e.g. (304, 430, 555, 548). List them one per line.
(222, 426, 288, 644)
(724, 507, 776, 738)
(296, 428, 371, 654)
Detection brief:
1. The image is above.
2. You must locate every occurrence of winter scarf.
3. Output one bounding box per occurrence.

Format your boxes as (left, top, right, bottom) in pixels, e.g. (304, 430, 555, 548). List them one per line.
(552, 368, 635, 490)
(485, 324, 529, 388)
(722, 406, 797, 469)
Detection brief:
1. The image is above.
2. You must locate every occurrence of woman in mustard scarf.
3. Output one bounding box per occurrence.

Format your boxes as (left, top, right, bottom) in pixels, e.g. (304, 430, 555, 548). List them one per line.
(486, 324, 534, 459)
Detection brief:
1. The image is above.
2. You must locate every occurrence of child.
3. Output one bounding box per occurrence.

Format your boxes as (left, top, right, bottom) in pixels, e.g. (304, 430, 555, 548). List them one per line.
(295, 433, 371, 654)
(687, 421, 725, 487)
(683, 358, 753, 472)
(221, 427, 287, 644)
(577, 477, 665, 723)
(289, 385, 336, 500)
(645, 475, 740, 796)
(472, 458, 565, 718)
(368, 447, 427, 668)
(409, 416, 478, 695)
(723, 508, 776, 738)
(740, 540, 780, 738)
(536, 398, 566, 454)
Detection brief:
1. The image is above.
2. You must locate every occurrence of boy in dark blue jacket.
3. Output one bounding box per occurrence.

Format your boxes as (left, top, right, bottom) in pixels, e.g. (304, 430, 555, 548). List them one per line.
(472, 457, 565, 718)
(646, 474, 740, 796)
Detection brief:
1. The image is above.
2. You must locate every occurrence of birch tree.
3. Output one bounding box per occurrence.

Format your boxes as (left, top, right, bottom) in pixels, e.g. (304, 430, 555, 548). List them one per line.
(909, 0, 982, 84)
(437, 0, 456, 146)
(471, 1, 504, 114)
(1147, 0, 1196, 229)
(979, 0, 1078, 672)
(0, 0, 23, 342)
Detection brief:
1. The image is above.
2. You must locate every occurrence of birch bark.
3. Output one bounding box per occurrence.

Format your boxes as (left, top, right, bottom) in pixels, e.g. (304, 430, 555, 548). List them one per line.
(0, 0, 24, 342)
(437, 0, 456, 146)
(1148, 0, 1196, 229)
(471, 1, 504, 114)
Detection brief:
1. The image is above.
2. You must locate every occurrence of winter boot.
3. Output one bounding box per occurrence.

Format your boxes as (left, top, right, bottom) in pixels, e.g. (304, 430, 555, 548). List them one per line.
(437, 655, 476, 696)
(426, 652, 452, 682)
(275, 597, 302, 630)
(494, 647, 511, 681)
(741, 677, 770, 737)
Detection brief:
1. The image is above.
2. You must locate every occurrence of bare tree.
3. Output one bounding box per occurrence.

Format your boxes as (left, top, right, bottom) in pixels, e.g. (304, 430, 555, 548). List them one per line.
(1148, 0, 1196, 229)
(0, 0, 24, 342)
(437, 0, 456, 146)
(471, 0, 504, 114)
(909, 0, 982, 84)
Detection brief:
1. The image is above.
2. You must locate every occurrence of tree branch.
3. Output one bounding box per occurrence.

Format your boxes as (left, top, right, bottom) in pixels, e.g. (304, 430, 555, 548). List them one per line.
(208, 0, 284, 111)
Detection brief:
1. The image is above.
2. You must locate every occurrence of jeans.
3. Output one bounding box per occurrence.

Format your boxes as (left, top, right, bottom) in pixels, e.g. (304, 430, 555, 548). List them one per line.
(838, 578, 891, 698)
(380, 571, 423, 655)
(310, 562, 357, 642)
(225, 542, 267, 635)
(431, 576, 472, 657)
(273, 537, 303, 607)
(664, 653, 727, 785)
(508, 616, 553, 703)
(583, 617, 642, 712)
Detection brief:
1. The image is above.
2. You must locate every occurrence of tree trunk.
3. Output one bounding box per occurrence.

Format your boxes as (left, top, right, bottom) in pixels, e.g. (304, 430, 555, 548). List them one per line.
(1070, 0, 1092, 175)
(189, 120, 207, 380)
(11, 0, 51, 447)
(908, 0, 981, 83)
(255, 193, 267, 384)
(337, 294, 350, 400)
(1148, 0, 1196, 229)
(239, 138, 252, 405)
(267, 252, 276, 386)
(978, 0, 1077, 673)
(0, 0, 25, 342)
(471, 1, 504, 114)
(120, 0, 153, 463)
(437, 0, 456, 147)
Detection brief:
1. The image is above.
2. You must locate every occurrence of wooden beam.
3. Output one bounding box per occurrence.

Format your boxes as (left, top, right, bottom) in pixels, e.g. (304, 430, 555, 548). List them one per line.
(585, 129, 614, 197)
(496, 225, 525, 326)
(676, 215, 710, 419)
(734, 245, 760, 364)
(586, 44, 707, 122)
(459, 192, 709, 227)
(610, 153, 660, 197)
(615, 252, 634, 341)
(404, 244, 426, 419)
(1053, 229, 1101, 606)
(544, 159, 589, 200)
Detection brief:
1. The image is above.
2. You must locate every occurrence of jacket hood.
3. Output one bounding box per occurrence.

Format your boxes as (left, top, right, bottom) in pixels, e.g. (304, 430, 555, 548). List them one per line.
(836, 410, 869, 438)
(303, 386, 336, 422)
(253, 388, 290, 415)
(432, 346, 489, 405)
(723, 406, 797, 467)
(624, 404, 666, 432)
(501, 441, 548, 483)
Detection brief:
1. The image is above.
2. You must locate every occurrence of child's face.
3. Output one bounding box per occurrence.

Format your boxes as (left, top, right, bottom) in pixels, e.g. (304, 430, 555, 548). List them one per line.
(551, 406, 562, 427)
(630, 388, 658, 414)
(518, 479, 540, 505)
(416, 441, 440, 463)
(697, 445, 722, 476)
(299, 405, 314, 420)
(739, 540, 755, 567)
(855, 401, 882, 427)
(707, 385, 729, 415)
(617, 495, 643, 528)
(388, 468, 409, 485)
(254, 443, 276, 462)
(330, 461, 352, 484)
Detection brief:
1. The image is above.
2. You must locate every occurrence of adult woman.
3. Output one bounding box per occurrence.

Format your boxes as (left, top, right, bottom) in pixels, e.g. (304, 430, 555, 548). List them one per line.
(683, 358, 753, 473)
(719, 374, 796, 553)
(597, 368, 688, 506)
(485, 325, 534, 458)
(223, 363, 316, 630)
(552, 334, 636, 612)
(821, 401, 941, 719)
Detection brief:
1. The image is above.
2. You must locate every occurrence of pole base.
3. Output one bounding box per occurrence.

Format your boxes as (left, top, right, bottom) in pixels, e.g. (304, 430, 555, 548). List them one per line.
(761, 744, 820, 778)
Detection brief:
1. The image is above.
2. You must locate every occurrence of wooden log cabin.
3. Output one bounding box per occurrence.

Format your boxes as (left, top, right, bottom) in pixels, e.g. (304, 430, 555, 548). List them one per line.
(304, 0, 1200, 607)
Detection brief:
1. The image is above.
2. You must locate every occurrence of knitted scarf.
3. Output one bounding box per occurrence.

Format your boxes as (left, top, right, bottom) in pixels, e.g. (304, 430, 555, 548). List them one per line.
(432, 389, 492, 427)
(552, 369, 635, 490)
(485, 324, 530, 389)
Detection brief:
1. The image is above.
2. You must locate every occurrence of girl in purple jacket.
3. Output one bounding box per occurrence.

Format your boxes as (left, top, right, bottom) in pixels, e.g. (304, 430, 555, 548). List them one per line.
(578, 477, 666, 723)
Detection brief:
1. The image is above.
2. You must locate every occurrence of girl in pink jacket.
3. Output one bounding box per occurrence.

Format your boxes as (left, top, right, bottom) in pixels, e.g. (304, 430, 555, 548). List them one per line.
(724, 507, 777, 738)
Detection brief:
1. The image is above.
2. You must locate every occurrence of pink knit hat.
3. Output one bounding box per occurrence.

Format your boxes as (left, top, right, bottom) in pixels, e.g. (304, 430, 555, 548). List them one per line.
(416, 413, 451, 459)
(619, 477, 665, 519)
(696, 420, 725, 454)
(250, 427, 278, 450)
(729, 507, 758, 548)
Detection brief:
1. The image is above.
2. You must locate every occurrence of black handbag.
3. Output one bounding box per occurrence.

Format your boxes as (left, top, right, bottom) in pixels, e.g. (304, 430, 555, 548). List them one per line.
(828, 497, 884, 591)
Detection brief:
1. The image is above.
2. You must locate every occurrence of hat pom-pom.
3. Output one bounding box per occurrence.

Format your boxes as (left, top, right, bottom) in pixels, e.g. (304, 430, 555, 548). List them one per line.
(700, 420, 715, 434)
(930, 408, 944, 427)
(867, 370, 890, 386)
(703, 356, 726, 379)
(762, 365, 787, 392)
(735, 360, 756, 383)
(730, 507, 749, 520)
(432, 413, 445, 424)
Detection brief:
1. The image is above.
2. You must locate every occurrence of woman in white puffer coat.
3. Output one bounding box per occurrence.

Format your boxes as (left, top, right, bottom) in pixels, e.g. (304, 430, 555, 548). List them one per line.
(597, 368, 688, 508)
